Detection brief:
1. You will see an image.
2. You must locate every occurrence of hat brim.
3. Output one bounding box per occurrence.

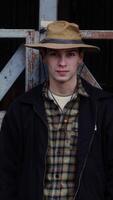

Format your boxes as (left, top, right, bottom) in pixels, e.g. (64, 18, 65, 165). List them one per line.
(25, 43, 100, 51)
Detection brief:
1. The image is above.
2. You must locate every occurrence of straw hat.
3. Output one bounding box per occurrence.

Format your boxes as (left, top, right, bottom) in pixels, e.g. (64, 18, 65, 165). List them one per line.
(25, 21, 99, 51)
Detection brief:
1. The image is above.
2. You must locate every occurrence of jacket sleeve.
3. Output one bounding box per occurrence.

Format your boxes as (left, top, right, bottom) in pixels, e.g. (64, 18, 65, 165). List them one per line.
(0, 103, 23, 200)
(103, 98, 113, 200)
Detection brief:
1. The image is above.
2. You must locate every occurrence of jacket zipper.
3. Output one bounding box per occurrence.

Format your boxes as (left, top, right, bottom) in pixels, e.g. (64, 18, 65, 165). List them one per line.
(73, 128, 96, 199)
(73, 102, 98, 200)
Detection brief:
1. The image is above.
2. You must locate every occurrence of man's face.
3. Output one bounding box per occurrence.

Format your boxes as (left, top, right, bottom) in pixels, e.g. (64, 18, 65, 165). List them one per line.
(43, 48, 83, 85)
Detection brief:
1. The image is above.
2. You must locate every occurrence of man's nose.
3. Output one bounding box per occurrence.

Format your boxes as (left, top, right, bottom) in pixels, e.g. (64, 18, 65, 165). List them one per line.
(59, 55, 66, 66)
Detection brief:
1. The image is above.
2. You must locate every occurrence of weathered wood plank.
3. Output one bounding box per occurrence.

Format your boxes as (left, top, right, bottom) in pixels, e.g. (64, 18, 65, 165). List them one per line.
(0, 29, 34, 38)
(0, 45, 25, 101)
(0, 29, 112, 39)
(81, 30, 113, 39)
(39, 0, 57, 23)
(25, 31, 40, 90)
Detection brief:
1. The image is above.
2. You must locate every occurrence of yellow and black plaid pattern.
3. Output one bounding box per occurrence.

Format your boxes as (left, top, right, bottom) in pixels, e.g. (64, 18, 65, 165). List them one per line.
(43, 77, 88, 199)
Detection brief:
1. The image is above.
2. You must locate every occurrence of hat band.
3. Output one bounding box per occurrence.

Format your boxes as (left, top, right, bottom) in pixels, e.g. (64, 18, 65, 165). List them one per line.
(41, 38, 84, 44)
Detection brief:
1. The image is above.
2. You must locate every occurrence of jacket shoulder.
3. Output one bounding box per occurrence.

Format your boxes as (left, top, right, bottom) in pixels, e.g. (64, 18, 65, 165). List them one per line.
(81, 78, 113, 100)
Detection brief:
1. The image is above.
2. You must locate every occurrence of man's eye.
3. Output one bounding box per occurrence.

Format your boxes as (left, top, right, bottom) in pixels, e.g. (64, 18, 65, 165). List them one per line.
(48, 52, 57, 56)
(67, 52, 76, 57)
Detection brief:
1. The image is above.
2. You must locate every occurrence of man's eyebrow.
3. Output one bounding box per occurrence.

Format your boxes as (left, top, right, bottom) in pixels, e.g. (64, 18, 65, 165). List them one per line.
(70, 48, 79, 51)
(66, 49, 78, 53)
(47, 49, 56, 53)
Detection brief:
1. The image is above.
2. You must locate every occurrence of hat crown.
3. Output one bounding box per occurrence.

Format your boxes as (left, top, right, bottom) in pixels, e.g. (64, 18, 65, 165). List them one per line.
(46, 21, 82, 40)
(25, 20, 99, 51)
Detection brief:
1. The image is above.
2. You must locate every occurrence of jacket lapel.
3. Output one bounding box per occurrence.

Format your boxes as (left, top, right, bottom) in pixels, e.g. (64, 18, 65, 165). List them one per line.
(33, 97, 48, 128)
(20, 85, 48, 128)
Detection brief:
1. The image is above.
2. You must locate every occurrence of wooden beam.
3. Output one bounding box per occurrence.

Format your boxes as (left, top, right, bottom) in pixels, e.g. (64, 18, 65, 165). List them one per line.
(25, 31, 40, 90)
(39, 0, 58, 27)
(0, 45, 25, 101)
(0, 29, 34, 38)
(0, 29, 112, 39)
(81, 30, 113, 39)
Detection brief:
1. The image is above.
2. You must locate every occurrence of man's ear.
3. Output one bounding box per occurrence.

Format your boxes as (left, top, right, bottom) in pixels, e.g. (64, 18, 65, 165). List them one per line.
(78, 51, 84, 65)
(80, 51, 84, 60)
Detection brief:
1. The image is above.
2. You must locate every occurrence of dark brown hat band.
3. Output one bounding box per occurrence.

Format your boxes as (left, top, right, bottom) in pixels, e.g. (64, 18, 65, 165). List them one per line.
(41, 38, 84, 44)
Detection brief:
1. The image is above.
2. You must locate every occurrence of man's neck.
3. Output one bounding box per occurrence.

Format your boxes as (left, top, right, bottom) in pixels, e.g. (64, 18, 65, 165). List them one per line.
(49, 79, 77, 96)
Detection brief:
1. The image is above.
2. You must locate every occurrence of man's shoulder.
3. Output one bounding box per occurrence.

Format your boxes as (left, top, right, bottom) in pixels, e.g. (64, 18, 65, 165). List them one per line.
(3, 84, 44, 122)
(81, 78, 113, 101)
(7, 84, 44, 114)
(14, 83, 44, 104)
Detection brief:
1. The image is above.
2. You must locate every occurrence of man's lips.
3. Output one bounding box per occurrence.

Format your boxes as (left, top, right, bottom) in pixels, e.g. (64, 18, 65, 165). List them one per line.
(56, 70, 69, 73)
(56, 70, 68, 75)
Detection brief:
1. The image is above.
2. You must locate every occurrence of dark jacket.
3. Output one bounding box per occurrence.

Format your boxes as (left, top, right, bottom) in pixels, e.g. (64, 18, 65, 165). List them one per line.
(0, 79, 113, 200)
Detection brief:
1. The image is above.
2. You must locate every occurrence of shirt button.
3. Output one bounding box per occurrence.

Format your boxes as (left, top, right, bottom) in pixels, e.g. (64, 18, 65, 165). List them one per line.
(65, 139, 71, 147)
(48, 174, 52, 180)
(61, 183, 65, 189)
(64, 119, 68, 123)
(54, 174, 60, 179)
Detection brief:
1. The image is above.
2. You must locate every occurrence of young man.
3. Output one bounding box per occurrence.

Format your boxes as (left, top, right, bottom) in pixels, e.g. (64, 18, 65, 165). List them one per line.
(0, 21, 113, 200)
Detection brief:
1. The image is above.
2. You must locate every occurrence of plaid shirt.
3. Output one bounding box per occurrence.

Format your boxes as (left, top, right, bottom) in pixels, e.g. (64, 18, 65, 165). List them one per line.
(43, 77, 88, 199)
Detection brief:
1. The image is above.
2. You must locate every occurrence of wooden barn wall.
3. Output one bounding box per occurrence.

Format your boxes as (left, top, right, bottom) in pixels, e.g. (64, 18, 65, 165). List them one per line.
(58, 0, 113, 92)
(0, 0, 39, 110)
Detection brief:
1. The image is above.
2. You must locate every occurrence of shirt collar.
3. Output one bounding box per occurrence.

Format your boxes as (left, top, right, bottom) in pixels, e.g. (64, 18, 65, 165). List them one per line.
(77, 76, 89, 97)
(43, 75, 89, 100)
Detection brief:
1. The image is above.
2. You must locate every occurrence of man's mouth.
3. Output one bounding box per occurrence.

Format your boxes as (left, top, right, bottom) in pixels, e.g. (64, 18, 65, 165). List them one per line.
(56, 70, 68, 75)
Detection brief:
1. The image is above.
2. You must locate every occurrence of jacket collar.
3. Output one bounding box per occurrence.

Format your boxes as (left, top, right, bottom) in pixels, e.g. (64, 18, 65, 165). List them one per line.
(19, 78, 113, 105)
(19, 84, 44, 105)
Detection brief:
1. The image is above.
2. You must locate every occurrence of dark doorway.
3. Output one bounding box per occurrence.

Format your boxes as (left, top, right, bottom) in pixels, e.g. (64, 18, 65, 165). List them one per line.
(58, 0, 113, 92)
